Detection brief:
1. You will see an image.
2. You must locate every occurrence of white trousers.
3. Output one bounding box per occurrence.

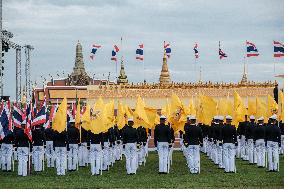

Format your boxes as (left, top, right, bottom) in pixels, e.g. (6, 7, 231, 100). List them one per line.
(247, 139, 254, 164)
(267, 141, 279, 171)
(212, 143, 218, 164)
(255, 139, 265, 167)
(138, 145, 146, 165)
(280, 135, 284, 155)
(125, 143, 137, 174)
(102, 142, 110, 170)
(32, 146, 44, 172)
(1, 143, 13, 171)
(240, 135, 246, 160)
(186, 145, 200, 174)
(55, 147, 67, 175)
(68, 144, 78, 171)
(45, 141, 55, 168)
(157, 142, 169, 173)
(78, 142, 88, 167)
(89, 144, 102, 175)
(114, 142, 122, 160)
(217, 142, 223, 168)
(18, 147, 29, 176)
(223, 143, 236, 173)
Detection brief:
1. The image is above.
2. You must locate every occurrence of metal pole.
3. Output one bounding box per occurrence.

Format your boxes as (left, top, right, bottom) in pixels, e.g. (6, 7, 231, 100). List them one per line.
(0, 0, 3, 96)
(16, 48, 21, 102)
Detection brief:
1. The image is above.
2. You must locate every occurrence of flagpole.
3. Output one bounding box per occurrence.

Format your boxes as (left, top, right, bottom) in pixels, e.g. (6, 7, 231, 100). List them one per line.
(245, 40, 248, 79)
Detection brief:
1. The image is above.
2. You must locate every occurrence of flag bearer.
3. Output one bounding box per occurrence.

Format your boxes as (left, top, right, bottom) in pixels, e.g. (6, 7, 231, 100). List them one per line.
(32, 124, 45, 172)
(102, 131, 110, 171)
(67, 120, 79, 171)
(154, 115, 171, 174)
(237, 115, 248, 160)
(15, 124, 30, 176)
(216, 116, 224, 169)
(222, 115, 237, 173)
(53, 130, 67, 175)
(1, 130, 14, 171)
(122, 118, 139, 175)
(266, 114, 281, 172)
(280, 121, 284, 155)
(113, 124, 122, 161)
(183, 115, 203, 174)
(253, 117, 266, 168)
(45, 123, 55, 167)
(246, 115, 256, 164)
(137, 125, 147, 165)
(89, 130, 104, 175)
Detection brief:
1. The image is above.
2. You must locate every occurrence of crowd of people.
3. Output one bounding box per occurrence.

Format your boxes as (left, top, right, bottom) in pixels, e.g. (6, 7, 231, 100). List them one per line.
(0, 114, 283, 176)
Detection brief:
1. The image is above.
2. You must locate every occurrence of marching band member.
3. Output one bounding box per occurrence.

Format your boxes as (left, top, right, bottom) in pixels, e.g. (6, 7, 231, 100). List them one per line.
(154, 115, 171, 174)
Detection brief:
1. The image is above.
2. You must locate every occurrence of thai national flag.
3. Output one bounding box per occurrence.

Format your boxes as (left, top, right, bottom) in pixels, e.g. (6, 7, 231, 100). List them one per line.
(246, 41, 259, 57)
(12, 102, 23, 128)
(44, 104, 57, 129)
(219, 41, 227, 59)
(0, 103, 12, 140)
(136, 44, 144, 61)
(32, 96, 46, 127)
(164, 42, 171, 58)
(193, 43, 199, 59)
(273, 41, 284, 58)
(111, 45, 120, 62)
(24, 102, 33, 141)
(90, 44, 101, 60)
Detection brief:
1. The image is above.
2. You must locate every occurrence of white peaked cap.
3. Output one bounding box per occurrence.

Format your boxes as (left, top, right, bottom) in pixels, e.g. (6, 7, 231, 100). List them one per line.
(128, 117, 134, 122)
(213, 115, 219, 120)
(249, 115, 255, 120)
(187, 115, 196, 120)
(160, 115, 167, 119)
(257, 117, 264, 121)
(270, 114, 277, 120)
(69, 118, 75, 123)
(219, 116, 224, 121)
(226, 115, 233, 120)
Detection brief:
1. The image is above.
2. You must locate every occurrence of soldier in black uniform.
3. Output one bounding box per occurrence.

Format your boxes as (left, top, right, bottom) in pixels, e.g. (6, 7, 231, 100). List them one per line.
(183, 115, 203, 174)
(154, 115, 171, 174)
(280, 121, 284, 155)
(32, 124, 45, 172)
(89, 130, 104, 175)
(266, 114, 281, 172)
(253, 117, 266, 167)
(67, 120, 79, 171)
(14, 123, 31, 176)
(45, 122, 55, 167)
(113, 124, 122, 161)
(245, 115, 256, 164)
(53, 129, 67, 175)
(216, 116, 224, 169)
(1, 129, 14, 172)
(221, 115, 237, 173)
(78, 127, 89, 167)
(122, 118, 139, 175)
(137, 126, 147, 165)
(102, 130, 110, 170)
(237, 115, 248, 160)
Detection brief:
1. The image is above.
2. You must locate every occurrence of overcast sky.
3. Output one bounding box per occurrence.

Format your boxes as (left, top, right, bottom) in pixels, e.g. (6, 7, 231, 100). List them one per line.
(2, 0, 284, 99)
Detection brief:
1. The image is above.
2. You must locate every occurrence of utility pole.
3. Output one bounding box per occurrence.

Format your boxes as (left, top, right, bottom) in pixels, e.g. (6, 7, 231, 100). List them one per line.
(24, 45, 34, 100)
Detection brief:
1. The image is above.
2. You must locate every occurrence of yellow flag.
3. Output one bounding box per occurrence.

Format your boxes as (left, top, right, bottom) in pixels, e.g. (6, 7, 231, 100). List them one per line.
(201, 96, 217, 125)
(144, 106, 159, 129)
(256, 97, 267, 122)
(104, 100, 115, 130)
(93, 97, 104, 112)
(279, 92, 284, 121)
(75, 99, 81, 128)
(169, 93, 183, 116)
(189, 98, 197, 116)
(81, 104, 91, 131)
(90, 101, 106, 134)
(248, 98, 256, 116)
(161, 100, 171, 118)
(116, 101, 126, 129)
(267, 94, 278, 117)
(52, 97, 67, 133)
(233, 91, 246, 124)
(196, 95, 205, 124)
(124, 104, 134, 119)
(134, 96, 150, 128)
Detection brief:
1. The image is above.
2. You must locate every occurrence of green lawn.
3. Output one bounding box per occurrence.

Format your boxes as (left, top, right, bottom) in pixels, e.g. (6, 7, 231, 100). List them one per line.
(0, 151, 284, 189)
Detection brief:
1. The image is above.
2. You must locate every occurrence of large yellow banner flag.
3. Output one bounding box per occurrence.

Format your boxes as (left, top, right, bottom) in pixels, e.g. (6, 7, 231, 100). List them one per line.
(267, 94, 278, 117)
(201, 96, 217, 125)
(279, 92, 284, 121)
(233, 91, 246, 125)
(81, 104, 91, 131)
(247, 98, 256, 116)
(256, 97, 267, 122)
(52, 97, 67, 133)
(116, 101, 126, 129)
(75, 99, 81, 128)
(134, 96, 150, 128)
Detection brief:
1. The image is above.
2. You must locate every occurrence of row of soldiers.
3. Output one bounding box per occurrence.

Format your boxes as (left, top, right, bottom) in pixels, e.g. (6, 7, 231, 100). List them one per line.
(1, 114, 283, 176)
(0, 119, 149, 176)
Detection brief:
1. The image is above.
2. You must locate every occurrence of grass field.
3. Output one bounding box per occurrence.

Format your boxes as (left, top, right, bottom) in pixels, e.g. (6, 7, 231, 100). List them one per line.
(1, 151, 284, 189)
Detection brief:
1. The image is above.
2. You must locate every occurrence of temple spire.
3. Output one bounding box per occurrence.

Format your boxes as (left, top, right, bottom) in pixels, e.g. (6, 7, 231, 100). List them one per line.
(117, 58, 128, 84)
(159, 51, 171, 85)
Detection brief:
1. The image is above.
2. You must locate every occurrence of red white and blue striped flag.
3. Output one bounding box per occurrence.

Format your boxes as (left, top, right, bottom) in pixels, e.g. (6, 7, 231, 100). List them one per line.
(193, 43, 199, 59)
(164, 42, 171, 58)
(90, 44, 102, 60)
(111, 45, 120, 62)
(136, 44, 144, 61)
(219, 41, 227, 59)
(246, 41, 259, 57)
(273, 41, 284, 58)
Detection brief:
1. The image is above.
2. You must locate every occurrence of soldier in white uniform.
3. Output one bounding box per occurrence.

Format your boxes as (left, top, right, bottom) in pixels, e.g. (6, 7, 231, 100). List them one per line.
(32, 124, 45, 172)
(253, 117, 266, 167)
(53, 130, 67, 175)
(154, 115, 171, 174)
(67, 120, 79, 171)
(122, 118, 139, 175)
(1, 130, 14, 171)
(45, 123, 55, 168)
